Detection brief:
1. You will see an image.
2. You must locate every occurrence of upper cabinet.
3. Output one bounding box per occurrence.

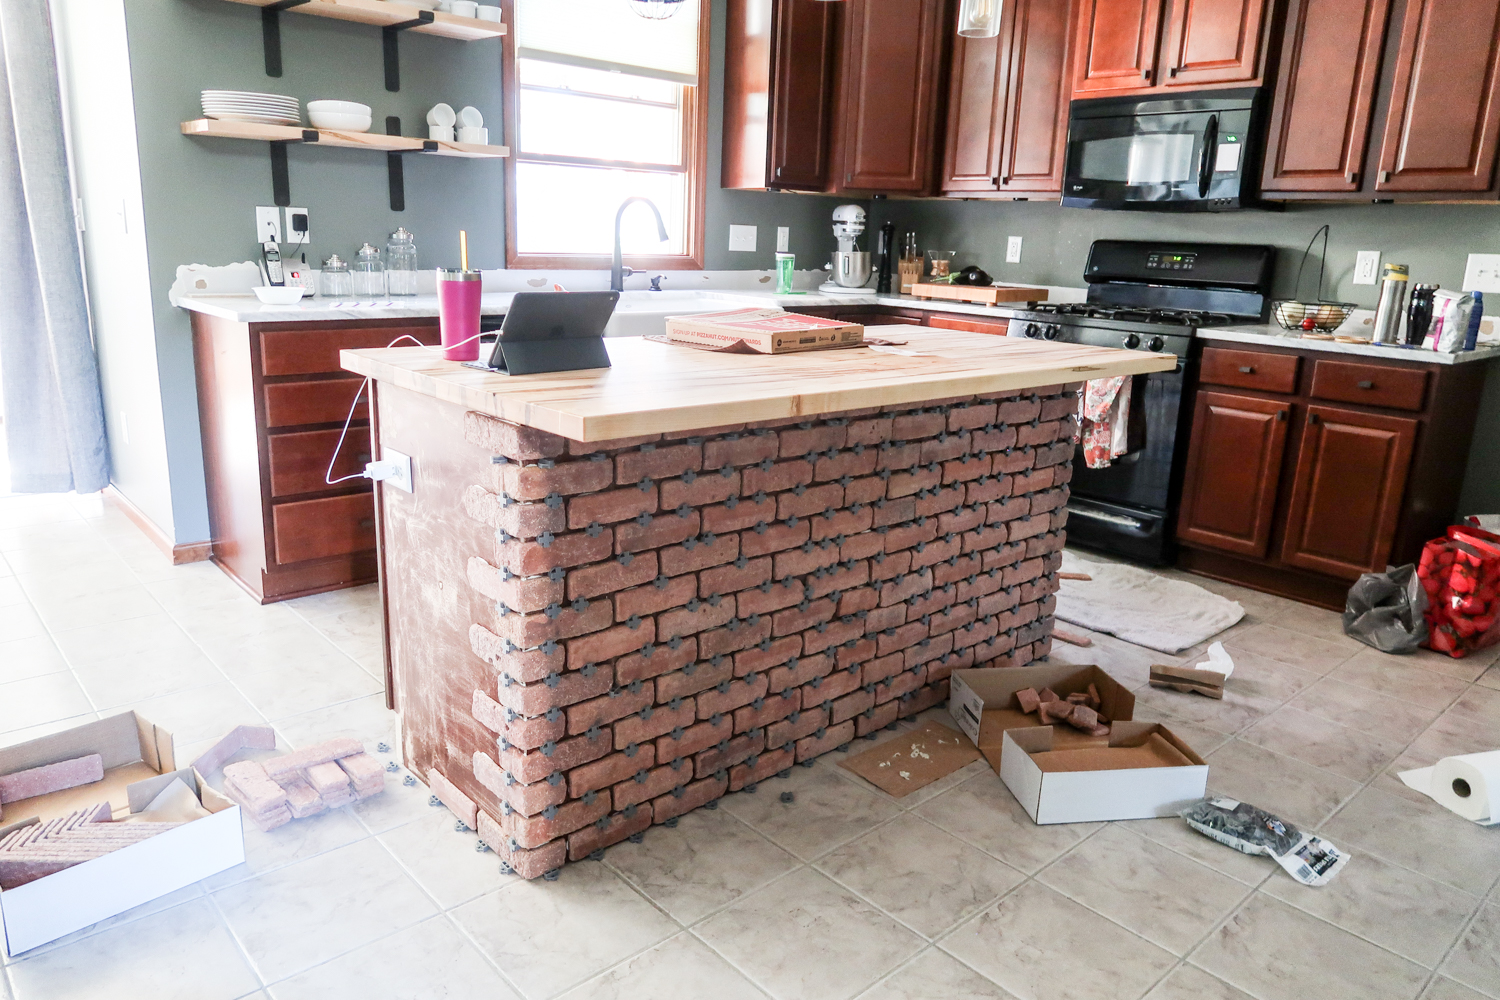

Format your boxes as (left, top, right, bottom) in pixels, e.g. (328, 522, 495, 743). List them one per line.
(943, 0, 1075, 197)
(1072, 0, 1271, 97)
(1264, 0, 1500, 198)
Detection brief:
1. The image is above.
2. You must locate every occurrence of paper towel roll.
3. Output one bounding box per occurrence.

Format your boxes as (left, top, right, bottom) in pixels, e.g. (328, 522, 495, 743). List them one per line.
(1431, 751, 1500, 823)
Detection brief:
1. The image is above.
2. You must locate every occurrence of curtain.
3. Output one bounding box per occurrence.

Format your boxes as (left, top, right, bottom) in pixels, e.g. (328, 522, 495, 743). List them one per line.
(0, 0, 108, 494)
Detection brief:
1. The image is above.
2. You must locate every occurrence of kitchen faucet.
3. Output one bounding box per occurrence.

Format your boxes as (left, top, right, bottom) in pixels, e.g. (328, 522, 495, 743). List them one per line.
(611, 196, 668, 292)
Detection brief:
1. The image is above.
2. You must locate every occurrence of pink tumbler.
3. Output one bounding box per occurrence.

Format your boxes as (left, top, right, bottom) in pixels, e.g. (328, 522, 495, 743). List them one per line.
(437, 268, 482, 361)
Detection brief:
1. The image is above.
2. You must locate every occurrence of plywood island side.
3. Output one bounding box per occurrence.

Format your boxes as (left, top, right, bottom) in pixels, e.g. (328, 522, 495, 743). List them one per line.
(342, 329, 1173, 878)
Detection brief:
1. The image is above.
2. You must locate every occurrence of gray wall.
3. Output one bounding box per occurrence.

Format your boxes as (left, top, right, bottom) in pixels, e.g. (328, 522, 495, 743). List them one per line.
(870, 197, 1500, 513)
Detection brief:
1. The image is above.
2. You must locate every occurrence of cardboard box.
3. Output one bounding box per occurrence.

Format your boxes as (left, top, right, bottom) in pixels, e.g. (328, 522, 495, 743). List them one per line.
(948, 664, 1136, 758)
(999, 723, 1209, 824)
(0, 712, 244, 956)
(663, 308, 864, 354)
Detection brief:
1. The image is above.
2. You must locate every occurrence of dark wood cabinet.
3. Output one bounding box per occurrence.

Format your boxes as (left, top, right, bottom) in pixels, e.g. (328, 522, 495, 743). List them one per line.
(1162, 0, 1271, 87)
(1073, 0, 1166, 94)
(943, 0, 1074, 197)
(1177, 391, 1289, 558)
(1072, 0, 1273, 97)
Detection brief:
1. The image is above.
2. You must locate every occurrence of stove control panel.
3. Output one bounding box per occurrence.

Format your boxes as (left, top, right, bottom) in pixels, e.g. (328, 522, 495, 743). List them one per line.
(1146, 251, 1197, 272)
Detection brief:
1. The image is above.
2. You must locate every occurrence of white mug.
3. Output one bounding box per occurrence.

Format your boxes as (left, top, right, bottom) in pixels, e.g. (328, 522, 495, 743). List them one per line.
(429, 125, 456, 141)
(477, 5, 502, 21)
(457, 126, 489, 144)
(450, 0, 478, 16)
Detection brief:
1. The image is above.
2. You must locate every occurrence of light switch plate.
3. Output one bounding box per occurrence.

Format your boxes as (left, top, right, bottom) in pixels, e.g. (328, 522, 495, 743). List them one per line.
(256, 206, 282, 244)
(777, 226, 790, 253)
(1006, 236, 1023, 264)
(1354, 250, 1381, 285)
(729, 225, 757, 252)
(1464, 253, 1500, 293)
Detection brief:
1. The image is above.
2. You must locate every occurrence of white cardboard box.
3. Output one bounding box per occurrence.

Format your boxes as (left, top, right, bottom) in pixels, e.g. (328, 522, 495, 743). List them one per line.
(999, 722, 1209, 824)
(0, 712, 245, 956)
(948, 663, 1135, 756)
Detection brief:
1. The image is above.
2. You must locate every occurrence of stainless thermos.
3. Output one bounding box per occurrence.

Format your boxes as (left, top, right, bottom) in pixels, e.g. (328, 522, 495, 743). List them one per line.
(1372, 263, 1410, 344)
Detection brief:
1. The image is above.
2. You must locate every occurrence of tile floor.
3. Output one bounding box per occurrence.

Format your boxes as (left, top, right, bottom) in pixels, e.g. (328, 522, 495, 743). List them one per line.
(2, 490, 1499, 1000)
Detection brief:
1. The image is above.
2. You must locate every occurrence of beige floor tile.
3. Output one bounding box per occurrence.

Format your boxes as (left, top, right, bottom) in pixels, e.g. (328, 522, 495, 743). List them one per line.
(1423, 977, 1495, 1000)
(0, 602, 46, 642)
(604, 805, 797, 924)
(942, 881, 1176, 1000)
(1436, 687, 1500, 745)
(213, 838, 437, 984)
(5, 898, 259, 1000)
(1125, 818, 1272, 885)
(1286, 676, 1442, 742)
(73, 645, 224, 710)
(379, 811, 519, 910)
(1144, 964, 1256, 1000)
(201, 806, 369, 892)
(269, 916, 520, 1000)
(228, 655, 383, 722)
(1441, 903, 1500, 998)
(1258, 602, 1365, 649)
(452, 860, 679, 1000)
(1193, 894, 1427, 1000)
(720, 760, 902, 861)
(859, 948, 1019, 1000)
(273, 693, 399, 752)
(283, 583, 381, 622)
(915, 770, 1101, 874)
(1263, 849, 1480, 968)
(50, 613, 197, 668)
(0, 634, 67, 685)
(1224, 622, 1360, 674)
(561, 932, 765, 1000)
(696, 867, 925, 1000)
(124, 682, 268, 747)
(818, 812, 1024, 939)
(1332, 650, 1473, 710)
(1322, 784, 1500, 895)
(0, 672, 94, 736)
(0, 577, 26, 608)
(1132, 650, 1319, 736)
(0, 712, 99, 750)
(6, 883, 206, 962)
(1203, 739, 1362, 830)
(1479, 665, 1500, 692)
(1240, 705, 1408, 782)
(1038, 825, 1251, 956)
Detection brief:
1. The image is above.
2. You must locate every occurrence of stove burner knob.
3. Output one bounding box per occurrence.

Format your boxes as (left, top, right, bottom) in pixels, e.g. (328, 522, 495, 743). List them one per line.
(1043, 324, 1061, 341)
(1148, 336, 1165, 352)
(1024, 322, 1042, 339)
(1122, 333, 1141, 349)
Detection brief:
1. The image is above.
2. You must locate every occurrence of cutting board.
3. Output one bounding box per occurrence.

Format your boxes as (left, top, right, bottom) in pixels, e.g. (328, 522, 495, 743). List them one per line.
(911, 283, 1048, 306)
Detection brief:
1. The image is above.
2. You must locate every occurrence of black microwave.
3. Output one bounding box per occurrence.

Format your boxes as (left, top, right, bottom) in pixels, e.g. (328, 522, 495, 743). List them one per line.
(1062, 89, 1266, 212)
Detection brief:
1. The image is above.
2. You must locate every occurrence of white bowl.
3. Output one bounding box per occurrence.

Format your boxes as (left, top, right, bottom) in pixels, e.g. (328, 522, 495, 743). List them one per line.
(309, 112, 373, 132)
(307, 100, 371, 115)
(253, 286, 308, 304)
(457, 105, 483, 128)
(427, 102, 456, 127)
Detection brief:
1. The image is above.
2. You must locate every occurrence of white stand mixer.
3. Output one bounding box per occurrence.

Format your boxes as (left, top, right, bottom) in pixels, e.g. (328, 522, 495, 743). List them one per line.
(818, 204, 873, 295)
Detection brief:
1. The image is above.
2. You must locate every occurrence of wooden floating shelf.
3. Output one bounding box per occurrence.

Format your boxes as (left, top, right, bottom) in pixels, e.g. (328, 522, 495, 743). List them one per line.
(181, 118, 508, 158)
(224, 0, 505, 41)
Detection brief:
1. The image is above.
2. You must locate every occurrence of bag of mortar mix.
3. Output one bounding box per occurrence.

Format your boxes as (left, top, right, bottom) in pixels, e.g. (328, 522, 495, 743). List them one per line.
(1181, 797, 1349, 886)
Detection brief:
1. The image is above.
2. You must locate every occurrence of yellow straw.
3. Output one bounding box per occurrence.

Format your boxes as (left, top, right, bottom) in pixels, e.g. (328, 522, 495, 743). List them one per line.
(459, 230, 469, 272)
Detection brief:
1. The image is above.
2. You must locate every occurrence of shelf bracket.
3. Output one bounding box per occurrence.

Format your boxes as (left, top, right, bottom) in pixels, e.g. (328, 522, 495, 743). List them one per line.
(383, 12, 435, 92)
(261, 0, 312, 78)
(384, 116, 437, 212)
(269, 130, 319, 208)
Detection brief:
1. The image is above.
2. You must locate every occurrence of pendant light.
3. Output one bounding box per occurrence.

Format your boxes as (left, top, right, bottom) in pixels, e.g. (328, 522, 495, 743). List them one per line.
(626, 0, 688, 18)
(957, 0, 1002, 37)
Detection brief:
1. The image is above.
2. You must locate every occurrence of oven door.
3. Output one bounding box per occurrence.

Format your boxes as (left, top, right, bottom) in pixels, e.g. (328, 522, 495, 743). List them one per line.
(1062, 96, 1257, 211)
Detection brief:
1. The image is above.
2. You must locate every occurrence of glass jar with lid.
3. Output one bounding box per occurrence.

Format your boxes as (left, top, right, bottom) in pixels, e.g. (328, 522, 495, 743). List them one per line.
(353, 243, 386, 297)
(320, 254, 352, 298)
(386, 228, 418, 296)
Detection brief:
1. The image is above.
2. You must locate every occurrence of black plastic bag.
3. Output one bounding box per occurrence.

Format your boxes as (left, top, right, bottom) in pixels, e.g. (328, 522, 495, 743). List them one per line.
(1343, 563, 1428, 654)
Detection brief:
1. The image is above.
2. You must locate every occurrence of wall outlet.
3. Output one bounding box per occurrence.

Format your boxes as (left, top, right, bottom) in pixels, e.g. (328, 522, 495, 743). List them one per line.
(255, 206, 282, 244)
(1006, 236, 1023, 264)
(729, 225, 757, 252)
(1354, 250, 1381, 285)
(284, 207, 310, 246)
(777, 226, 790, 254)
(370, 447, 414, 494)
(1464, 253, 1500, 293)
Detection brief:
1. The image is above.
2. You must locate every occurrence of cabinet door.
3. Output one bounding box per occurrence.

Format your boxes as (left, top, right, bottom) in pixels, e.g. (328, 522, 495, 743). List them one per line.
(1072, 0, 1167, 96)
(837, 0, 947, 191)
(997, 0, 1075, 194)
(1176, 391, 1290, 558)
(1261, 0, 1391, 193)
(1280, 406, 1417, 578)
(941, 31, 1007, 193)
(769, 0, 840, 190)
(1161, 0, 1269, 87)
(1374, 0, 1500, 193)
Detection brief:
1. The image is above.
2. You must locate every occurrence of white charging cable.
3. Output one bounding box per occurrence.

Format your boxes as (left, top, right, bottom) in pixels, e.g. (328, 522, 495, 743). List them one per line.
(324, 331, 489, 486)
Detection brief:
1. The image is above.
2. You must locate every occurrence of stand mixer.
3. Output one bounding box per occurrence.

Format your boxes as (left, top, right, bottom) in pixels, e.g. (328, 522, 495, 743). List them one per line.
(819, 204, 873, 294)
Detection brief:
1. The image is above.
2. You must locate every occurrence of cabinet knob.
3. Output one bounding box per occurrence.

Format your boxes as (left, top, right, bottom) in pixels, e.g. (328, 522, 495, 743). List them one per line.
(1141, 68, 1152, 80)
(845, 173, 852, 184)
(1276, 410, 1287, 421)
(1168, 66, 1179, 77)
(1346, 171, 1358, 185)
(775, 167, 783, 178)
(1238, 366, 1254, 373)
(1309, 413, 1321, 425)
(1379, 170, 1391, 183)
(1357, 380, 1374, 389)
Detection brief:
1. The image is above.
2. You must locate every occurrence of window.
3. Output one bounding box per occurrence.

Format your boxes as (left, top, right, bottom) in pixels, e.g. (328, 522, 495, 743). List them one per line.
(504, 0, 709, 269)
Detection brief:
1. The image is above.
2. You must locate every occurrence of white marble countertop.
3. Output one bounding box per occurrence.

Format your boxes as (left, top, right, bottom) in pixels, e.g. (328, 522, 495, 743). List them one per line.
(1200, 324, 1500, 366)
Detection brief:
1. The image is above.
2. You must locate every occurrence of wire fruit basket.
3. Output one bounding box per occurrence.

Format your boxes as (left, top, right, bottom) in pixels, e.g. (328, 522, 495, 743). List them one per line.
(1271, 225, 1357, 332)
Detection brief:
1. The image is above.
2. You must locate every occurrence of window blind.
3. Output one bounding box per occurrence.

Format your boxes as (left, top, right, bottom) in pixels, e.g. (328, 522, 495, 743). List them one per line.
(515, 0, 701, 86)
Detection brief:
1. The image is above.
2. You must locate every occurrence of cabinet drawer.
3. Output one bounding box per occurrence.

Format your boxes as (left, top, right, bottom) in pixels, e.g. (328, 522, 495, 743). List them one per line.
(259, 324, 439, 377)
(1200, 347, 1299, 393)
(264, 378, 367, 428)
(925, 313, 1009, 335)
(271, 493, 377, 565)
(268, 429, 372, 498)
(1310, 359, 1427, 412)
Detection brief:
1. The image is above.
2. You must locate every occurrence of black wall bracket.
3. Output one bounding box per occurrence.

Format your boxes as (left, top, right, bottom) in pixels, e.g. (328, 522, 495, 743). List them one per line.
(270, 130, 320, 207)
(384, 116, 437, 212)
(260, 0, 312, 78)
(383, 12, 435, 92)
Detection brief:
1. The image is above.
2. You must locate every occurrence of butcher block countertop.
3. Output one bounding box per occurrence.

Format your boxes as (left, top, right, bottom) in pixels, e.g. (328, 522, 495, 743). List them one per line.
(341, 327, 1174, 442)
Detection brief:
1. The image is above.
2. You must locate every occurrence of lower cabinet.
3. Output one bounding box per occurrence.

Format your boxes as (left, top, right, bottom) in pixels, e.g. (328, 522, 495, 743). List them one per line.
(1177, 391, 1289, 559)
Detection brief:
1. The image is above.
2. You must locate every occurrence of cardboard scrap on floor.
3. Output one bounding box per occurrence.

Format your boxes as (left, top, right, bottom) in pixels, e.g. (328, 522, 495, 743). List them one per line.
(839, 721, 981, 797)
(1149, 641, 1235, 699)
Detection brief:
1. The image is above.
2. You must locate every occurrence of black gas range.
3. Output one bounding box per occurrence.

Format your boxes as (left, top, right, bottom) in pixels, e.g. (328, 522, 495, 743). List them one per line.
(1006, 240, 1275, 565)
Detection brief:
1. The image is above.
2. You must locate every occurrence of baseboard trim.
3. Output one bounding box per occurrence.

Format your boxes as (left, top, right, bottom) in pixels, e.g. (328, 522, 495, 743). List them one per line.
(103, 486, 212, 565)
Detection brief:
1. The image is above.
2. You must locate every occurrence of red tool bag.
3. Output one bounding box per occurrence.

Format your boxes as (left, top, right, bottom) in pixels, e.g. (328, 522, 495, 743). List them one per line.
(1417, 525, 1500, 657)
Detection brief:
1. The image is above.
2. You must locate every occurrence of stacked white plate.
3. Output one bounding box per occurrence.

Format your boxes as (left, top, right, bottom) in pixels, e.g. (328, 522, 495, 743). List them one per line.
(202, 90, 301, 125)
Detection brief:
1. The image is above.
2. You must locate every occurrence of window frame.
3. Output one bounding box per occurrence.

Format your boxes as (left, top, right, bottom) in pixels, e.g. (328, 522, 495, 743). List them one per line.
(501, 0, 711, 270)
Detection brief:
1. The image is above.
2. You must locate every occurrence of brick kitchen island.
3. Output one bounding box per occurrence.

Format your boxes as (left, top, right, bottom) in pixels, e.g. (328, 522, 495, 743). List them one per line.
(341, 328, 1171, 878)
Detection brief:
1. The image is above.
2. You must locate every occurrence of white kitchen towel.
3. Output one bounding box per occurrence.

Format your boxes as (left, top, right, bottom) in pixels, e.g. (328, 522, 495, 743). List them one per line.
(1055, 551, 1245, 653)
